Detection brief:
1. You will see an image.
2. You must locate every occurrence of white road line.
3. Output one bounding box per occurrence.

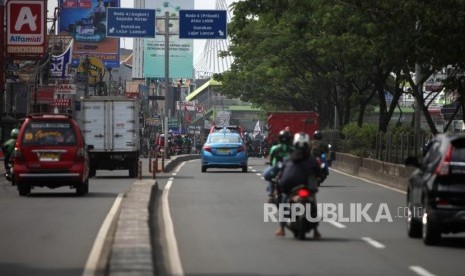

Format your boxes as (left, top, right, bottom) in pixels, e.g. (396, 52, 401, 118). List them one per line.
(330, 168, 407, 194)
(172, 173, 177, 176)
(162, 166, 185, 276)
(409, 266, 437, 276)
(326, 220, 346, 229)
(82, 194, 124, 276)
(361, 237, 386, 249)
(256, 173, 262, 177)
(252, 169, 257, 172)
(174, 163, 184, 173)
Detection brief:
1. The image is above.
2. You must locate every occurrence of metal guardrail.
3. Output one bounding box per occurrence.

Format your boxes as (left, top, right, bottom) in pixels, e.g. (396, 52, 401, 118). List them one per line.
(322, 130, 429, 165)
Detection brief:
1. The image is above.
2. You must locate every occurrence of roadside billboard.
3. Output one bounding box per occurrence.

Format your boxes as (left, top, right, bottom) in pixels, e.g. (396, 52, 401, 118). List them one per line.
(143, 0, 194, 79)
(6, 0, 47, 59)
(58, 0, 120, 68)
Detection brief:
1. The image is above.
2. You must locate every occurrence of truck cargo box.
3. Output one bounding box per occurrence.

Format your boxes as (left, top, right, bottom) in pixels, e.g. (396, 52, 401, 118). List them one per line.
(267, 111, 319, 145)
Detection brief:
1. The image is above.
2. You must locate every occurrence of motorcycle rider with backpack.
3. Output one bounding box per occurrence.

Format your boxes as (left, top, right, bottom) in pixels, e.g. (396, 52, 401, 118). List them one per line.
(2, 128, 19, 181)
(311, 130, 330, 181)
(263, 129, 294, 203)
(275, 132, 322, 238)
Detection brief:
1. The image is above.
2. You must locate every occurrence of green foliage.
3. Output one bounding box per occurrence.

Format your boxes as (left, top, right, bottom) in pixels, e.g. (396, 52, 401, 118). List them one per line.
(341, 122, 377, 157)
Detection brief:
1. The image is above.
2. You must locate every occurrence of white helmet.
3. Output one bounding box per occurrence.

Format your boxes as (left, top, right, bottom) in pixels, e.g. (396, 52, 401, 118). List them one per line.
(293, 132, 310, 150)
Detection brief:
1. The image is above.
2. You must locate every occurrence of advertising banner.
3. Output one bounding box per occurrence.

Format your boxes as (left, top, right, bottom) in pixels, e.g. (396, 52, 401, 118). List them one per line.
(6, 0, 47, 59)
(143, 0, 194, 79)
(50, 37, 74, 79)
(58, 0, 120, 68)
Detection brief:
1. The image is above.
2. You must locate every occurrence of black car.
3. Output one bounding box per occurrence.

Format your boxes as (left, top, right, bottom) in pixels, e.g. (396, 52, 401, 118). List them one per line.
(405, 133, 465, 245)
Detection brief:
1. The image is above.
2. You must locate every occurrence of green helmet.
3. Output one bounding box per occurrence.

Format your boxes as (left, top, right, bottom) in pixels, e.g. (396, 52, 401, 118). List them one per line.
(10, 128, 20, 139)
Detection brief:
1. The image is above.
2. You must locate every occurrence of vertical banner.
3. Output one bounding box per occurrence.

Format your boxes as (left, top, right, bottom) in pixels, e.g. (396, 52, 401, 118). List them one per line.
(50, 36, 74, 79)
(143, 0, 194, 79)
(58, 0, 120, 68)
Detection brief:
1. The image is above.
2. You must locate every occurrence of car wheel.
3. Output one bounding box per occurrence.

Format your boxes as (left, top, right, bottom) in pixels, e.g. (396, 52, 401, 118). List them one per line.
(76, 179, 89, 196)
(18, 182, 31, 197)
(201, 166, 207, 173)
(407, 200, 422, 238)
(422, 209, 441, 245)
(242, 166, 248, 173)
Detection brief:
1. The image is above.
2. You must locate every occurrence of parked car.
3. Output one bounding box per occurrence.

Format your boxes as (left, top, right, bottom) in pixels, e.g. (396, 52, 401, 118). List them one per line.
(13, 114, 92, 196)
(201, 131, 248, 173)
(405, 133, 465, 245)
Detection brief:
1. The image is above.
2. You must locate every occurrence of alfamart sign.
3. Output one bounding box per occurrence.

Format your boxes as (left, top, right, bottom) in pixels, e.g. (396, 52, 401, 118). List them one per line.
(6, 0, 46, 59)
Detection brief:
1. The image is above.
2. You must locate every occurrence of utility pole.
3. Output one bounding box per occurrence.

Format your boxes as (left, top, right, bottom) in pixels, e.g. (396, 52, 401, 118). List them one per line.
(163, 11, 170, 159)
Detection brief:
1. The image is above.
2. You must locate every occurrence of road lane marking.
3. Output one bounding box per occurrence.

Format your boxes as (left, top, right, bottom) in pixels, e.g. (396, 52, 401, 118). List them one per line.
(252, 169, 257, 172)
(82, 193, 124, 276)
(172, 173, 177, 176)
(409, 266, 437, 276)
(330, 168, 406, 194)
(162, 163, 185, 276)
(256, 173, 262, 177)
(361, 237, 385, 249)
(326, 220, 346, 228)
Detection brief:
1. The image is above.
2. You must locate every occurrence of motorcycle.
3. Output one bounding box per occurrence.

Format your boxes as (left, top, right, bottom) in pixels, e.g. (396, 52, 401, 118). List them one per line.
(317, 153, 329, 186)
(285, 185, 319, 240)
(5, 159, 15, 186)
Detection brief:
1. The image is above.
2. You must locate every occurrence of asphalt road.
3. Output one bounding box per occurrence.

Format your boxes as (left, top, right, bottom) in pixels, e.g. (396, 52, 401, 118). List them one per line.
(154, 158, 465, 276)
(0, 168, 134, 276)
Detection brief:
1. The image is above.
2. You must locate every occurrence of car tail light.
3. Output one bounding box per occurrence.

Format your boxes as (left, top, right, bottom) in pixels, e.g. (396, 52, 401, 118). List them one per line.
(13, 147, 24, 162)
(297, 188, 310, 198)
(435, 197, 450, 206)
(237, 145, 245, 152)
(75, 147, 85, 161)
(203, 145, 212, 153)
(435, 145, 453, 176)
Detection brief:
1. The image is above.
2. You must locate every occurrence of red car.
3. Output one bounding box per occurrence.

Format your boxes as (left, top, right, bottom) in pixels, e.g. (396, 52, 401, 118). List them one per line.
(13, 114, 92, 196)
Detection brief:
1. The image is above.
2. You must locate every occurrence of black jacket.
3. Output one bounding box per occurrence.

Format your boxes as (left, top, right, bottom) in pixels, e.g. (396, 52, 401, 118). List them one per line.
(278, 149, 321, 194)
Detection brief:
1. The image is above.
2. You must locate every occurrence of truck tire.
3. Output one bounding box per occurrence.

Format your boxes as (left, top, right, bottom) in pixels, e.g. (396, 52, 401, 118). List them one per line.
(89, 167, 96, 178)
(129, 161, 138, 178)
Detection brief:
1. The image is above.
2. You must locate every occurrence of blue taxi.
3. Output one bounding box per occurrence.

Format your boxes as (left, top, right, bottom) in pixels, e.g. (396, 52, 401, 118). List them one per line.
(201, 130, 248, 173)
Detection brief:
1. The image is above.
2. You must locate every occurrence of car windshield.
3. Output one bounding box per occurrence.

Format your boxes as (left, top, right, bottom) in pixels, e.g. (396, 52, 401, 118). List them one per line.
(208, 133, 242, 144)
(21, 121, 77, 146)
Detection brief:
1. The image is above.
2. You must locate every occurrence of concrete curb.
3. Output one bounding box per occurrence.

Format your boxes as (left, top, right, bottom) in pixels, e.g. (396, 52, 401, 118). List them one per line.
(106, 154, 199, 276)
(331, 152, 415, 191)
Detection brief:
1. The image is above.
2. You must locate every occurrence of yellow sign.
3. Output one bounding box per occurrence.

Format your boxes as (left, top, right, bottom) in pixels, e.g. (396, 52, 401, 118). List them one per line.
(77, 57, 104, 85)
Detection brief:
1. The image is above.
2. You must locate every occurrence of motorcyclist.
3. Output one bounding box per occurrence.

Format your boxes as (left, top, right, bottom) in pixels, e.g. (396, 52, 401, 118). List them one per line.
(275, 132, 322, 238)
(182, 135, 192, 154)
(2, 128, 19, 178)
(311, 130, 330, 177)
(244, 132, 252, 152)
(263, 129, 294, 202)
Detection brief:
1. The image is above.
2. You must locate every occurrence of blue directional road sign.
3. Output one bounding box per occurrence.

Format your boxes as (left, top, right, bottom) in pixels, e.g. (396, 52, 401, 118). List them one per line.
(179, 10, 227, 39)
(107, 8, 156, 38)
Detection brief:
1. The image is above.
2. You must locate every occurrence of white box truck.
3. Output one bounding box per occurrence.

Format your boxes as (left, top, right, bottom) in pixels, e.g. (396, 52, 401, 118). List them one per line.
(80, 97, 140, 178)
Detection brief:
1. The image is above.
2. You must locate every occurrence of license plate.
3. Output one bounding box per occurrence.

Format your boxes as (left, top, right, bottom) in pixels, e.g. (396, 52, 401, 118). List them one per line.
(38, 152, 60, 162)
(217, 148, 231, 154)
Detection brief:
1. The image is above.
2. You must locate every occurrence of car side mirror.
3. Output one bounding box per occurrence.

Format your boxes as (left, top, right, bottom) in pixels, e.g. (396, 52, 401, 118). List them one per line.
(405, 156, 420, 167)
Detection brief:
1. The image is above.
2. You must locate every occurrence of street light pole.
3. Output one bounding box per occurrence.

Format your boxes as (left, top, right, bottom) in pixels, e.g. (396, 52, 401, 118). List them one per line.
(163, 11, 170, 159)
